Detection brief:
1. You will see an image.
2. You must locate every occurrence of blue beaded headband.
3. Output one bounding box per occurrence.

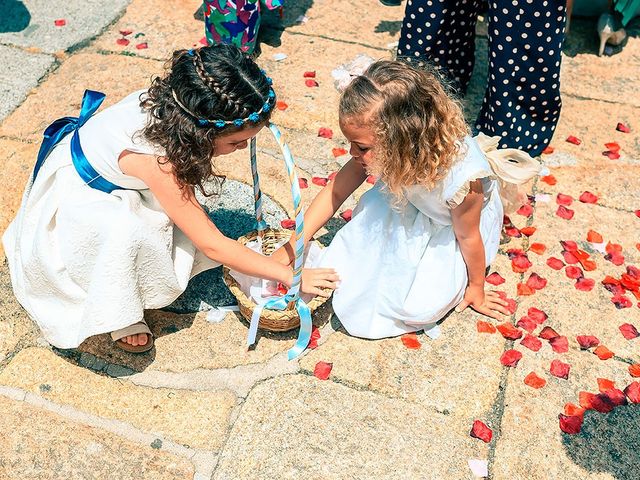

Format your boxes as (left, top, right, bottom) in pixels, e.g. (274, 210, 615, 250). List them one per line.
(171, 49, 275, 129)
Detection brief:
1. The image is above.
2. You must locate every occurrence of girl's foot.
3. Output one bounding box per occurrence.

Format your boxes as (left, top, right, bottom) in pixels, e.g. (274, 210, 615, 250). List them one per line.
(110, 321, 154, 353)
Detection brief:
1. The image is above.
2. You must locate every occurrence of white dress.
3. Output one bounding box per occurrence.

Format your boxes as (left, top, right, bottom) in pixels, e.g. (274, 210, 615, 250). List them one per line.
(320, 136, 503, 339)
(2, 90, 220, 349)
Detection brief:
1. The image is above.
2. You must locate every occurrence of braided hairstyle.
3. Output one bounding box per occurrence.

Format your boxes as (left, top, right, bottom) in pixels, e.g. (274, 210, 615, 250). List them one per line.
(140, 44, 275, 195)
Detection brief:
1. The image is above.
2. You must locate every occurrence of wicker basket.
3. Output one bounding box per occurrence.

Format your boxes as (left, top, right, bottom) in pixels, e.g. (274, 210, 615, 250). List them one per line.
(222, 228, 330, 332)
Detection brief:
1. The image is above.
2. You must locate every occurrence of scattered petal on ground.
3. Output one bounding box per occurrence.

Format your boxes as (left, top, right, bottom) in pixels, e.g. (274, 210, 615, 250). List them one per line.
(318, 127, 333, 139)
(500, 349, 523, 367)
(597, 378, 616, 393)
(526, 273, 547, 290)
(477, 320, 496, 334)
(594, 345, 614, 360)
(116, 38, 130, 46)
(529, 243, 547, 255)
(305, 79, 319, 87)
(486, 272, 506, 285)
(312, 177, 328, 186)
(54, 19, 66, 27)
(542, 146, 554, 154)
(629, 364, 640, 377)
(298, 178, 308, 189)
(576, 335, 600, 349)
(497, 323, 523, 340)
(541, 174, 557, 185)
(524, 372, 547, 389)
(566, 135, 581, 145)
(559, 414, 583, 434)
(550, 359, 571, 379)
(549, 336, 569, 353)
(556, 193, 573, 206)
(340, 209, 353, 222)
(401, 333, 422, 349)
(586, 229, 603, 243)
(616, 122, 631, 133)
(470, 420, 493, 443)
(575, 277, 595, 292)
(625, 382, 640, 403)
(556, 205, 575, 220)
(280, 219, 295, 230)
(619, 323, 639, 340)
(539, 326, 559, 340)
(303, 71, 316, 78)
(520, 226, 537, 237)
(546, 257, 565, 270)
(580, 192, 598, 204)
(528, 307, 548, 324)
(521, 334, 543, 352)
(516, 316, 537, 333)
(276, 100, 289, 110)
(332, 147, 348, 157)
(313, 361, 333, 380)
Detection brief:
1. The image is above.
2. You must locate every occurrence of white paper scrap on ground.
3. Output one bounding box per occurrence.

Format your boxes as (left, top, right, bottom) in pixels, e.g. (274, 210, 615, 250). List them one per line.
(468, 459, 488, 478)
(590, 241, 607, 254)
(206, 306, 240, 323)
(331, 54, 375, 91)
(534, 193, 550, 203)
(273, 52, 288, 61)
(295, 15, 308, 24)
(424, 324, 441, 340)
(539, 166, 550, 176)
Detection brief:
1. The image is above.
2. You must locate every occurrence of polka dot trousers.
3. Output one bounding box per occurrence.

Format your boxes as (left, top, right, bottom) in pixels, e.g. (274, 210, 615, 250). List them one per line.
(397, 0, 566, 156)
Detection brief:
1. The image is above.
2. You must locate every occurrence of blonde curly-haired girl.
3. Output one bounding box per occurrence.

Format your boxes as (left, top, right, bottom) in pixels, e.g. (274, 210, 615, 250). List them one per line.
(274, 59, 520, 339)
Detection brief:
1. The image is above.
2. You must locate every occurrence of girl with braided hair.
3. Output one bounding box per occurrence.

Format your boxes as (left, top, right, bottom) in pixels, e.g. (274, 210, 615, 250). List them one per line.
(3, 44, 338, 353)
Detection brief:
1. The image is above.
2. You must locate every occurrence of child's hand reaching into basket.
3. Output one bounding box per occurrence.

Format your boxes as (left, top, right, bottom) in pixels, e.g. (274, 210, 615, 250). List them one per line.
(301, 268, 340, 297)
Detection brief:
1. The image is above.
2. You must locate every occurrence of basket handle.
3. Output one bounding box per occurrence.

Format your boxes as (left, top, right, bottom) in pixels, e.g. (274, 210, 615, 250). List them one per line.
(246, 124, 312, 360)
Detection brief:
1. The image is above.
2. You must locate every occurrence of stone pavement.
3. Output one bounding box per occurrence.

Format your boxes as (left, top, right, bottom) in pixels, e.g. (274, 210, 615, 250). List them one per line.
(1, 1, 639, 479)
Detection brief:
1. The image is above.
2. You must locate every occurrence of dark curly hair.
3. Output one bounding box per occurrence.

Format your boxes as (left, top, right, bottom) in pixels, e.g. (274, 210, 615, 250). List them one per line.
(140, 43, 275, 195)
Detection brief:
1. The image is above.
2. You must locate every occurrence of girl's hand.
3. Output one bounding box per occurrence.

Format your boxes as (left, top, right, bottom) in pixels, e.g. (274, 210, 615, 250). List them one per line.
(301, 268, 339, 297)
(271, 242, 295, 266)
(455, 285, 510, 320)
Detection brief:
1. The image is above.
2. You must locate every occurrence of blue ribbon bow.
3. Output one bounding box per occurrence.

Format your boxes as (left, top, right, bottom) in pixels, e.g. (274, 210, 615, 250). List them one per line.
(32, 89, 123, 194)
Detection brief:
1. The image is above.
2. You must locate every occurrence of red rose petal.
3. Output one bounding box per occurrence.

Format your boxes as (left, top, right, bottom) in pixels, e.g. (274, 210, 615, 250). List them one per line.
(340, 209, 353, 222)
(298, 178, 308, 189)
(550, 359, 571, 379)
(505, 298, 518, 315)
(579, 259, 597, 272)
(619, 323, 639, 340)
(566, 135, 581, 145)
(549, 335, 569, 353)
(529, 243, 547, 255)
(497, 323, 523, 340)
(603, 150, 621, 160)
(556, 205, 575, 220)
(317, 127, 333, 139)
(116, 38, 130, 46)
(597, 378, 616, 393)
(579, 391, 596, 409)
(604, 388, 627, 407)
(313, 361, 333, 380)
(562, 250, 580, 265)
(541, 174, 557, 185)
(542, 146, 554, 154)
(500, 349, 523, 367)
(576, 335, 600, 349)
(303, 71, 316, 78)
(485, 272, 506, 286)
(366, 175, 376, 184)
(625, 381, 640, 403)
(54, 19, 66, 27)
(564, 403, 585, 418)
(470, 420, 493, 443)
(580, 192, 598, 204)
(616, 122, 631, 133)
(520, 226, 537, 237)
(401, 332, 422, 349)
(517, 204, 534, 216)
(280, 219, 295, 230)
(559, 414, 583, 434)
(517, 283, 535, 296)
(516, 316, 538, 333)
(528, 307, 548, 324)
(305, 79, 319, 87)
(276, 100, 289, 111)
(477, 320, 496, 334)
(512, 255, 532, 273)
(629, 364, 640, 377)
(611, 294, 632, 309)
(556, 193, 574, 206)
(539, 326, 559, 340)
(604, 142, 621, 153)
(328, 171, 338, 182)
(594, 345, 614, 360)
(307, 325, 321, 350)
(591, 394, 615, 413)
(332, 147, 348, 157)
(505, 226, 522, 238)
(520, 334, 542, 352)
(586, 229, 603, 243)
(119, 29, 133, 36)
(565, 266, 583, 279)
(562, 240, 578, 252)
(575, 277, 595, 292)
(135, 42, 148, 50)
(311, 177, 328, 187)
(546, 257, 565, 270)
(526, 272, 547, 290)
(524, 372, 547, 389)
(605, 251, 625, 266)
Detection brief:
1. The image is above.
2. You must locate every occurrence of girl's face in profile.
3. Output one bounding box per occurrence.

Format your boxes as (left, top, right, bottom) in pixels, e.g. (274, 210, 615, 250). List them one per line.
(339, 115, 376, 173)
(213, 124, 265, 156)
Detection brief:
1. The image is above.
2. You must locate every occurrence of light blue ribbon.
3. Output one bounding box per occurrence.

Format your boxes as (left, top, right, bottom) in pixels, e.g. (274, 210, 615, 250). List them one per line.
(33, 89, 123, 194)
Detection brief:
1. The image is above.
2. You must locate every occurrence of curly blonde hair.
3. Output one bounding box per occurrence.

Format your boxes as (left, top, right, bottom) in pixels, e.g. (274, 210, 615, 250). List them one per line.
(340, 60, 469, 198)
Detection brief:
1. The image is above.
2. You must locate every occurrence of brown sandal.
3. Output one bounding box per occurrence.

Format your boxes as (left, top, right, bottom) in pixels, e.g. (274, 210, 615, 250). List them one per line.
(110, 321, 154, 353)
